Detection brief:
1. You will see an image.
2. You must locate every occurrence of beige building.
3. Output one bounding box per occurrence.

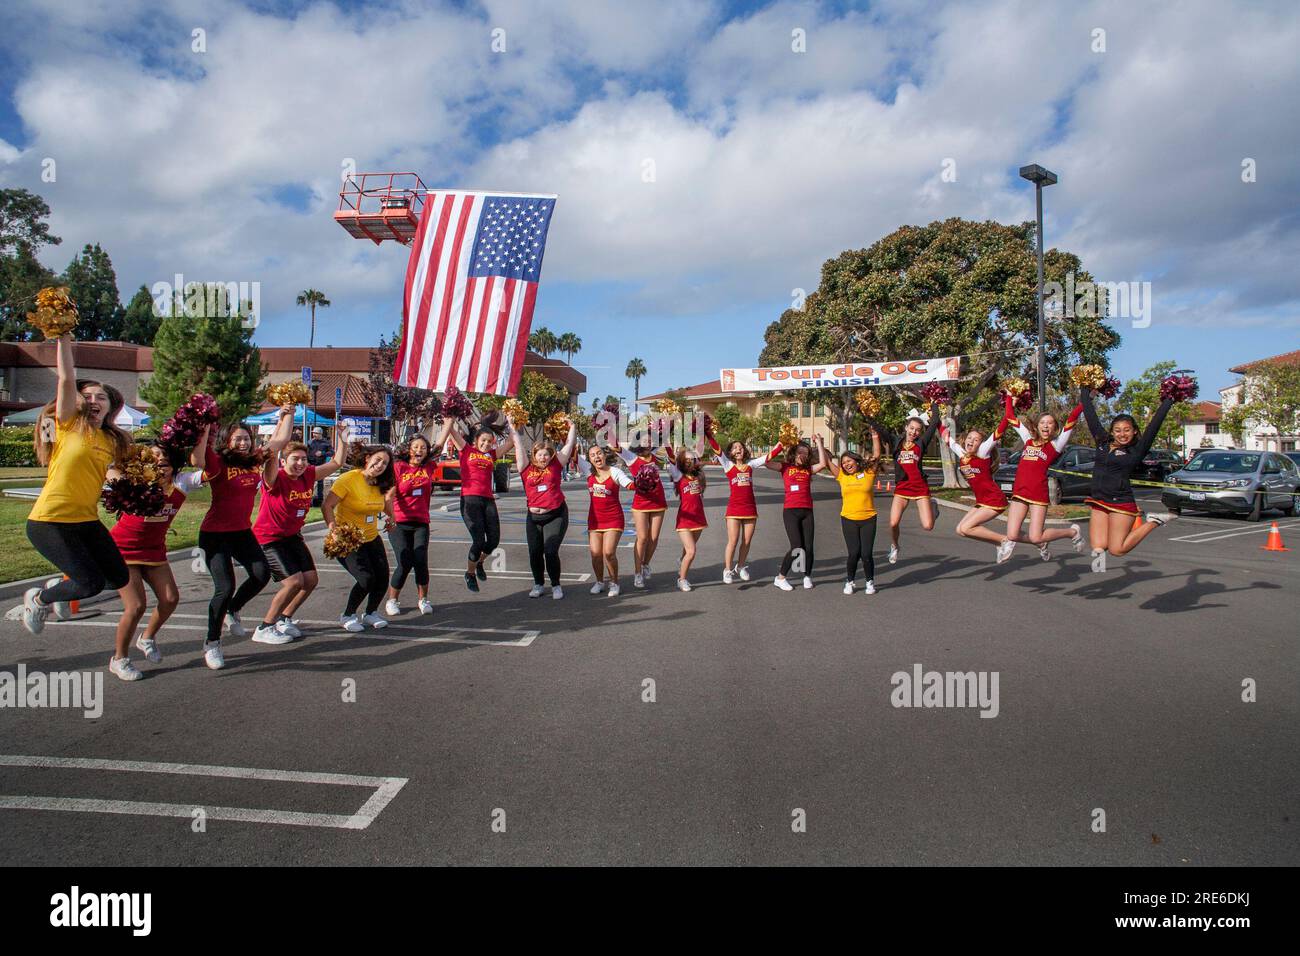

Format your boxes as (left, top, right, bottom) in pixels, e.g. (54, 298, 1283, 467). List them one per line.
(1219, 350, 1300, 452)
(640, 379, 838, 447)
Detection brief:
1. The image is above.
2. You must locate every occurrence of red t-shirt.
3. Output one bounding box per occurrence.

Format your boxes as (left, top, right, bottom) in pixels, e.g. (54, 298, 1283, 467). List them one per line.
(782, 464, 813, 509)
(459, 445, 496, 499)
(201, 444, 263, 532)
(392, 460, 437, 523)
(253, 466, 316, 544)
(523, 459, 565, 511)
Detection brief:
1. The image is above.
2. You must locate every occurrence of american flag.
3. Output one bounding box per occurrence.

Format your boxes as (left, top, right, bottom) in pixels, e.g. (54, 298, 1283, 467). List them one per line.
(393, 191, 557, 395)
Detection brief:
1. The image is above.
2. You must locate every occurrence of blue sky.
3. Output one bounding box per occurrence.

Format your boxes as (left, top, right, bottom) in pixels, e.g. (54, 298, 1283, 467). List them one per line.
(2, 0, 1297, 406)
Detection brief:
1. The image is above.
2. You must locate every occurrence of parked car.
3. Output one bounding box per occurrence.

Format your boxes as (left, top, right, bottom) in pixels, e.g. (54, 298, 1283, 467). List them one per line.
(1131, 448, 1185, 483)
(427, 452, 512, 492)
(991, 443, 1096, 504)
(1286, 451, 1300, 470)
(1161, 449, 1300, 521)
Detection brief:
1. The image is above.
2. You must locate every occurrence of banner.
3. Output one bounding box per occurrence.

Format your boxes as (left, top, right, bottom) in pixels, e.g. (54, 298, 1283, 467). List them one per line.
(720, 356, 962, 392)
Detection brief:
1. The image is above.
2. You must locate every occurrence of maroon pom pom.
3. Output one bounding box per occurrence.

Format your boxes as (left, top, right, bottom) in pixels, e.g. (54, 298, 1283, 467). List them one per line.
(102, 477, 165, 516)
(441, 386, 473, 421)
(634, 466, 662, 495)
(920, 382, 950, 406)
(1159, 374, 1198, 403)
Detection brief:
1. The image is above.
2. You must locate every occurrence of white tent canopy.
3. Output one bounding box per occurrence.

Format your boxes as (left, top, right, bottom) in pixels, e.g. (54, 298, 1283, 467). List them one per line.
(4, 403, 150, 429)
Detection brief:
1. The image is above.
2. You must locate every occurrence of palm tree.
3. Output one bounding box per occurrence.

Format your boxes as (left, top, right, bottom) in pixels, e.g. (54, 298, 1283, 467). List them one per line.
(557, 332, 582, 364)
(297, 289, 330, 348)
(625, 357, 647, 414)
(528, 327, 558, 358)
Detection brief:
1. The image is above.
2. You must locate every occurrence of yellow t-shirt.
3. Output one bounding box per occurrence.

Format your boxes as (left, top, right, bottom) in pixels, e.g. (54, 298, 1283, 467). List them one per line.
(837, 468, 877, 521)
(331, 469, 386, 542)
(29, 418, 117, 523)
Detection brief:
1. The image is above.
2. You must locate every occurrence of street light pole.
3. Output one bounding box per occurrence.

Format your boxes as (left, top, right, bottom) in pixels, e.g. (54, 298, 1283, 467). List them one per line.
(1019, 163, 1058, 408)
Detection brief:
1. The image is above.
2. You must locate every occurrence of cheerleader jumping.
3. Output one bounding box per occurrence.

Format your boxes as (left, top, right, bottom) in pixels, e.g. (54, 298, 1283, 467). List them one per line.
(708, 437, 782, 584)
(323, 445, 396, 630)
(509, 418, 578, 599)
(251, 427, 348, 642)
(939, 407, 1012, 555)
(1080, 386, 1179, 556)
(766, 438, 827, 590)
(614, 441, 667, 588)
(997, 394, 1084, 563)
(579, 445, 633, 595)
(666, 444, 708, 591)
(191, 406, 294, 669)
(876, 413, 940, 564)
(105, 432, 209, 679)
(438, 417, 501, 592)
(23, 333, 132, 635)
(385, 432, 439, 616)
(817, 427, 882, 594)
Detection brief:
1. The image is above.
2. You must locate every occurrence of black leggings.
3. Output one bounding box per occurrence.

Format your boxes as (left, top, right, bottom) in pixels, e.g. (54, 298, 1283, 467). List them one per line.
(460, 495, 500, 564)
(525, 504, 569, 586)
(779, 507, 815, 577)
(841, 515, 877, 582)
(27, 519, 129, 604)
(340, 537, 389, 616)
(199, 528, 271, 641)
(388, 521, 430, 590)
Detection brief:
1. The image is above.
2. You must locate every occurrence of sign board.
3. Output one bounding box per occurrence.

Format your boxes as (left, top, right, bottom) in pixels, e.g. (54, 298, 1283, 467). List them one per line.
(720, 356, 962, 392)
(341, 417, 372, 439)
(301, 365, 312, 384)
(334, 386, 343, 418)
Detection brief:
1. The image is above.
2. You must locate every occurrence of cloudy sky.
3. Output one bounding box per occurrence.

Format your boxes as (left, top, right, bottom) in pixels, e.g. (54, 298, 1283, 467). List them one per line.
(1, 0, 1296, 403)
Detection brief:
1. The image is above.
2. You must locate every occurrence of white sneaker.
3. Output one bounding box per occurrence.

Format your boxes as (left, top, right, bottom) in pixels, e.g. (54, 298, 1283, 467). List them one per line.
(340, 614, 364, 633)
(677, 578, 691, 592)
(1146, 512, 1177, 526)
(633, 572, 645, 589)
(1038, 542, 1051, 561)
(642, 563, 652, 581)
(385, 598, 401, 616)
(361, 613, 388, 629)
(607, 582, 621, 597)
(864, 579, 876, 595)
(109, 656, 142, 681)
(590, 581, 606, 595)
(225, 612, 246, 637)
(275, 618, 302, 639)
(528, 584, 545, 598)
(135, 634, 162, 663)
(802, 576, 814, 589)
(22, 588, 48, 635)
(995, 540, 1015, 564)
(722, 568, 734, 584)
(843, 581, 854, 595)
(252, 623, 292, 645)
(551, 586, 564, 600)
(773, 576, 793, 591)
(418, 598, 435, 614)
(737, 565, 751, 581)
(888, 545, 899, 564)
(1070, 524, 1084, 553)
(45, 577, 71, 620)
(203, 640, 225, 670)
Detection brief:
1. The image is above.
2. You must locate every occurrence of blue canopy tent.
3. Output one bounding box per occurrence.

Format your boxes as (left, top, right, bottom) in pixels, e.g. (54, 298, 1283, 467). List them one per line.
(244, 405, 335, 426)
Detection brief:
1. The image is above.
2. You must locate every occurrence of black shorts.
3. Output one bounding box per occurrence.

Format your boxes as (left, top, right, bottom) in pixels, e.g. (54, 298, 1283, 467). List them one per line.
(261, 534, 315, 581)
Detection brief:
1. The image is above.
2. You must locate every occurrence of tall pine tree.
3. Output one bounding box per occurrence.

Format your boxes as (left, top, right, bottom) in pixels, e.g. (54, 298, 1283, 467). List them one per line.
(0, 188, 61, 341)
(61, 242, 124, 340)
(120, 284, 161, 344)
(141, 286, 265, 425)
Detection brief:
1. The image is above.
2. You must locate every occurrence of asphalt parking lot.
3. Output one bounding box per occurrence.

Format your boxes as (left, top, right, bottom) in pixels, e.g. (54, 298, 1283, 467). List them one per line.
(1, 470, 1295, 865)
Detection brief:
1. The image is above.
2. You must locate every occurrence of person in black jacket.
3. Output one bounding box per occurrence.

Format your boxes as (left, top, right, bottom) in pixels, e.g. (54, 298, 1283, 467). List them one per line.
(1080, 386, 1179, 556)
(307, 426, 332, 505)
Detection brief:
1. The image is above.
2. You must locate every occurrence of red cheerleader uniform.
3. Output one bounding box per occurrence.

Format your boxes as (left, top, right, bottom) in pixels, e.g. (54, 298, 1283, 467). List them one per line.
(717, 442, 778, 519)
(1009, 403, 1083, 506)
(110, 471, 205, 565)
(669, 465, 708, 531)
(888, 417, 939, 500)
(618, 450, 666, 513)
(941, 421, 1009, 512)
(581, 458, 632, 531)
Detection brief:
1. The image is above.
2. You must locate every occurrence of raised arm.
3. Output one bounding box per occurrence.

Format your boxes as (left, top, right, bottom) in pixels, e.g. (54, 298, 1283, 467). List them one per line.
(868, 426, 882, 467)
(1005, 394, 1032, 444)
(610, 466, 634, 489)
(818, 435, 839, 477)
(1053, 403, 1084, 452)
(1133, 398, 1175, 460)
(1079, 387, 1107, 444)
(557, 420, 578, 467)
(266, 404, 295, 453)
(577, 455, 592, 478)
(54, 334, 78, 424)
(508, 422, 529, 475)
(188, 423, 213, 470)
(314, 424, 349, 481)
(939, 422, 965, 459)
(761, 442, 785, 472)
(918, 414, 940, 452)
(261, 443, 281, 488)
(810, 434, 829, 474)
(438, 417, 465, 453)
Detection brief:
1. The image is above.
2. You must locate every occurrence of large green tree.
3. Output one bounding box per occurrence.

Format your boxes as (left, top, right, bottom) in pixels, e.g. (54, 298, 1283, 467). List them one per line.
(141, 287, 264, 425)
(61, 242, 124, 341)
(120, 284, 161, 344)
(557, 332, 582, 364)
(0, 188, 61, 341)
(1117, 361, 1196, 451)
(528, 327, 558, 358)
(361, 327, 444, 438)
(760, 217, 1120, 484)
(473, 370, 571, 446)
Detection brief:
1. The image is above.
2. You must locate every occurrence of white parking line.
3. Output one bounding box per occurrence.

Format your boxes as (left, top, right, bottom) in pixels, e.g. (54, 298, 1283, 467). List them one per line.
(0, 754, 406, 830)
(1169, 521, 1300, 543)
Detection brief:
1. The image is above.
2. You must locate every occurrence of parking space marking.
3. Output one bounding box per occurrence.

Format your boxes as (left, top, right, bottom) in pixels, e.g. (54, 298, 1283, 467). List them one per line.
(1169, 520, 1300, 544)
(313, 567, 591, 582)
(0, 754, 407, 830)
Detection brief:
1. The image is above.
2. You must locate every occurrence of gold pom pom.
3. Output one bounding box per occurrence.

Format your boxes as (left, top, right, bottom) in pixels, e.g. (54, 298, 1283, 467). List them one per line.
(854, 388, 881, 417)
(502, 398, 529, 428)
(1070, 364, 1106, 389)
(26, 286, 79, 339)
(1001, 377, 1031, 398)
(652, 399, 682, 418)
(266, 380, 312, 408)
(323, 522, 364, 558)
(543, 412, 570, 442)
(778, 421, 800, 447)
(121, 444, 159, 484)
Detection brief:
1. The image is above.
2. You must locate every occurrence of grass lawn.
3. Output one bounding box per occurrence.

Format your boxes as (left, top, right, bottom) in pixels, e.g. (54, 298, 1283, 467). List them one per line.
(931, 486, 1091, 521)
(0, 485, 323, 584)
(0, 467, 48, 479)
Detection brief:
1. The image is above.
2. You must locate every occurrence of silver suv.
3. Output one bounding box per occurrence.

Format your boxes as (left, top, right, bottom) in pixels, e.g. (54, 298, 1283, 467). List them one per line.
(1162, 450, 1299, 521)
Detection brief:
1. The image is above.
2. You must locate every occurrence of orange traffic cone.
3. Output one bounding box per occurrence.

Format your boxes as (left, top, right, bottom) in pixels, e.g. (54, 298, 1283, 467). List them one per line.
(62, 574, 80, 614)
(1132, 512, 1143, 532)
(1262, 522, 1289, 552)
